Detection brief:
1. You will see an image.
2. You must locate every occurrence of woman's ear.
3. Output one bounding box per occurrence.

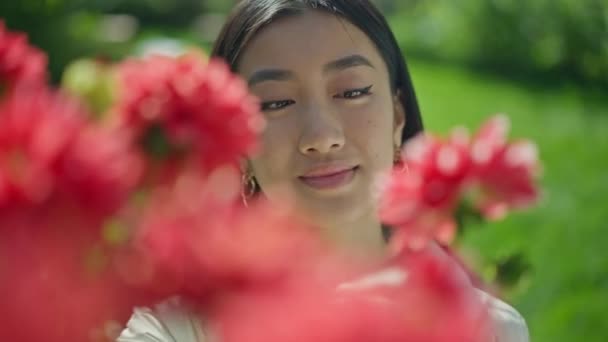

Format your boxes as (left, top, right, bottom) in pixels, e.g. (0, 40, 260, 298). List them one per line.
(392, 91, 406, 148)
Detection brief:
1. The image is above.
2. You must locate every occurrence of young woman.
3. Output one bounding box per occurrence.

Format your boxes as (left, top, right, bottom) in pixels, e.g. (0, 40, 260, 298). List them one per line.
(118, 1, 529, 341)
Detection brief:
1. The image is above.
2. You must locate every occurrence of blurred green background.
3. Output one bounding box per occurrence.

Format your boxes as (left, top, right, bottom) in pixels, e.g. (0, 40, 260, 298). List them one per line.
(2, 0, 606, 341)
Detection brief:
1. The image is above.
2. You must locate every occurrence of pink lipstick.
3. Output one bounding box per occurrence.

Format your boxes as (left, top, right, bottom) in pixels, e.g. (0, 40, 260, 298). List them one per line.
(299, 165, 358, 190)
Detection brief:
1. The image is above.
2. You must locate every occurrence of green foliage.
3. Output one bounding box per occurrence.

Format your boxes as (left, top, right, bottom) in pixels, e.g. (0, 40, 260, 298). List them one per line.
(409, 58, 608, 342)
(0, 0, 208, 82)
(61, 59, 116, 115)
(204, 0, 238, 12)
(389, 0, 608, 87)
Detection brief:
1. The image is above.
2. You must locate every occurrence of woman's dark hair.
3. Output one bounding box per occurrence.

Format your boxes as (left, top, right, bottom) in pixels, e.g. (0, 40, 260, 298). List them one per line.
(211, 0, 423, 143)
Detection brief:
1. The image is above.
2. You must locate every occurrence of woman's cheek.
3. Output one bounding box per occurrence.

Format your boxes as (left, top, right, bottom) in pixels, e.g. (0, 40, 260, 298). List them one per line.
(251, 118, 297, 187)
(344, 100, 394, 169)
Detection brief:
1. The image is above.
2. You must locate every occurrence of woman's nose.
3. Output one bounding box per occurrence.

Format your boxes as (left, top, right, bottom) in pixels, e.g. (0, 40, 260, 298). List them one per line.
(297, 106, 345, 156)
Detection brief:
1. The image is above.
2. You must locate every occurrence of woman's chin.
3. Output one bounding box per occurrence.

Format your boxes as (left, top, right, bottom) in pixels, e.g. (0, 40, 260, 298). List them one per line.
(261, 175, 376, 228)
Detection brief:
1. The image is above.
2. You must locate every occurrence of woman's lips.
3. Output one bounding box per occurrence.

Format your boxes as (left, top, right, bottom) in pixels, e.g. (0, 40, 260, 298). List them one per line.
(299, 166, 358, 190)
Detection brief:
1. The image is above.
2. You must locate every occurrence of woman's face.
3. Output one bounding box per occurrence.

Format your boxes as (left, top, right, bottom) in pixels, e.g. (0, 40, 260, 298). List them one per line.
(238, 10, 404, 228)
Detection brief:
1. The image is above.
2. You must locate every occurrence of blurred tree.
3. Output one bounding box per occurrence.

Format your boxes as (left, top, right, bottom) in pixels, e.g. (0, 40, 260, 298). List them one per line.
(389, 0, 608, 88)
(82, 0, 204, 26)
(0, 0, 208, 82)
(470, 0, 607, 85)
(204, 0, 238, 12)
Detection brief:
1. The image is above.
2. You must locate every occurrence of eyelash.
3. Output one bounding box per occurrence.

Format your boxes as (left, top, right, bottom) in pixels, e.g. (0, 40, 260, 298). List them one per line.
(335, 85, 374, 99)
(261, 100, 295, 111)
(260, 85, 373, 112)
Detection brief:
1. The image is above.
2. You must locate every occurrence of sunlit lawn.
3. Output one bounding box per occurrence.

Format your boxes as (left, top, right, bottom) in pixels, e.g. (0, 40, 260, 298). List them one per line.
(408, 58, 608, 342)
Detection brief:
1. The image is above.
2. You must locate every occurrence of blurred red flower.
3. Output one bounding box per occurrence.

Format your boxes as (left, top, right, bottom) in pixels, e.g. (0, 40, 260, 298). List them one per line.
(0, 89, 142, 215)
(469, 115, 540, 220)
(120, 166, 319, 300)
(0, 204, 150, 341)
(0, 89, 145, 340)
(214, 246, 490, 342)
(380, 129, 471, 249)
(390, 246, 491, 342)
(0, 20, 47, 92)
(113, 54, 264, 171)
(380, 115, 540, 249)
(61, 125, 143, 215)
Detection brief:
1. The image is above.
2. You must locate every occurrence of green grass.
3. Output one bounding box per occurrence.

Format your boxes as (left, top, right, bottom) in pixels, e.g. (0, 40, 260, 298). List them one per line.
(407, 58, 608, 342)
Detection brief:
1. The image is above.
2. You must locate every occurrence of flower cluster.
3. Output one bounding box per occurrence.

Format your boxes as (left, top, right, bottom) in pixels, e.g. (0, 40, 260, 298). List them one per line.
(0, 33, 271, 339)
(120, 166, 320, 299)
(113, 54, 264, 171)
(215, 246, 491, 342)
(380, 115, 540, 250)
(0, 90, 143, 341)
(469, 115, 539, 219)
(0, 209, 145, 341)
(0, 89, 141, 215)
(0, 21, 47, 91)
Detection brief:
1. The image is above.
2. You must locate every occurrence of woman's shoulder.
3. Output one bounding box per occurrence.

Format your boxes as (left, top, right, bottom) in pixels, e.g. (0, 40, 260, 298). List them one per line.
(338, 264, 530, 342)
(475, 289, 530, 342)
(117, 297, 209, 342)
(117, 270, 529, 342)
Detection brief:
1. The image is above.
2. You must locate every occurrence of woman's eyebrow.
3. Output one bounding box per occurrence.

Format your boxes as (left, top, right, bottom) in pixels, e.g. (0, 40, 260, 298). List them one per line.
(247, 54, 374, 86)
(248, 69, 294, 86)
(323, 54, 375, 74)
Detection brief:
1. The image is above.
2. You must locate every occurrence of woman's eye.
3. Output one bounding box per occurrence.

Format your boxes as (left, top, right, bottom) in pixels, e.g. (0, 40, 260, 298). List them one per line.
(261, 100, 295, 111)
(336, 85, 373, 99)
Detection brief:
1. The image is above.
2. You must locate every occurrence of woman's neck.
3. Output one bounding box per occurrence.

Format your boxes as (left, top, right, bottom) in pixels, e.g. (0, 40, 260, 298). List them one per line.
(319, 212, 387, 261)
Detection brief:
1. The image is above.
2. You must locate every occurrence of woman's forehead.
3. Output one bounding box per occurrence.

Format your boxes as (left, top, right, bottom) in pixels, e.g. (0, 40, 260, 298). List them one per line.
(237, 10, 385, 77)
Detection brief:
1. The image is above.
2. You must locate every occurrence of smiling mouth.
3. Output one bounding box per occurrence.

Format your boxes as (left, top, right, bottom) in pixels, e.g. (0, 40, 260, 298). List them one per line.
(298, 166, 359, 190)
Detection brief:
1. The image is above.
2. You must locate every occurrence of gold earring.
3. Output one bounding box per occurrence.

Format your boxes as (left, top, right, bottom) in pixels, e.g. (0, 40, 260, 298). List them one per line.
(394, 144, 402, 164)
(241, 169, 257, 207)
(394, 144, 409, 173)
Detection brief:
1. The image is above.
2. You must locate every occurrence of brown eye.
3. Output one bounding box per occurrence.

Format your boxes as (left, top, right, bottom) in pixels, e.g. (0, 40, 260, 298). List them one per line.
(336, 85, 373, 99)
(261, 99, 295, 111)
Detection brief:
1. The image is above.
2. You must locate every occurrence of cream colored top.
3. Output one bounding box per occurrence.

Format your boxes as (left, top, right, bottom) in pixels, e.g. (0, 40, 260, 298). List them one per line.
(117, 266, 529, 342)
